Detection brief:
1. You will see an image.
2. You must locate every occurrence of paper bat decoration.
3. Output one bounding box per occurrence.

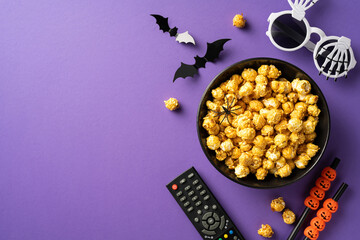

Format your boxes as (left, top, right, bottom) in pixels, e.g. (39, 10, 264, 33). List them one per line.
(173, 39, 231, 82)
(150, 14, 195, 45)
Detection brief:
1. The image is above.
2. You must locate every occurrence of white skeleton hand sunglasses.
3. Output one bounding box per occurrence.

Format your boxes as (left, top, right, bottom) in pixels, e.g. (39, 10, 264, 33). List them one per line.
(266, 0, 356, 81)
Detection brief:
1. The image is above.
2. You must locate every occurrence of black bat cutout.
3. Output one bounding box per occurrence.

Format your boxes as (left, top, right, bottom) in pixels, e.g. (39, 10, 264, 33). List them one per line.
(173, 39, 231, 82)
(150, 14, 195, 44)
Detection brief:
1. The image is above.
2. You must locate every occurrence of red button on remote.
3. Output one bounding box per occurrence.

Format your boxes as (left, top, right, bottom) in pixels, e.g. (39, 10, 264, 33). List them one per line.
(172, 184, 178, 190)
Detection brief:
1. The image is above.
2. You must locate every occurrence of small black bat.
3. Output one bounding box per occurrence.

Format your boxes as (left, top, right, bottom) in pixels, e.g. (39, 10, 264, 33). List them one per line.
(173, 39, 231, 82)
(150, 14, 195, 45)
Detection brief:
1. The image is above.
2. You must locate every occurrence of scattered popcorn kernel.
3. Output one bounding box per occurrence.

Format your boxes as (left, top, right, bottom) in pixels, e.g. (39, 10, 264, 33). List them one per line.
(271, 197, 286, 212)
(233, 14, 246, 28)
(283, 209, 296, 224)
(258, 224, 274, 238)
(164, 98, 180, 111)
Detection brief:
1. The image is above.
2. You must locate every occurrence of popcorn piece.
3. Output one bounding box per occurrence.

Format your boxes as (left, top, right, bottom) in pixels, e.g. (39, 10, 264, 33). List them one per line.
(292, 79, 311, 95)
(231, 147, 241, 159)
(274, 134, 288, 148)
(230, 74, 243, 85)
(255, 74, 268, 85)
(258, 65, 270, 76)
(224, 126, 237, 138)
(263, 159, 275, 170)
(241, 68, 257, 82)
(215, 149, 227, 161)
(305, 132, 317, 143)
(253, 113, 266, 130)
(258, 224, 274, 238)
(225, 157, 237, 169)
(256, 167, 268, 180)
(266, 145, 281, 161)
(238, 141, 252, 152)
(233, 14, 246, 28)
(252, 146, 265, 157)
(274, 120, 288, 134)
(238, 152, 252, 166)
(207, 124, 220, 135)
(249, 100, 264, 112)
(303, 116, 318, 134)
(294, 153, 311, 169)
(206, 100, 219, 111)
(275, 164, 292, 178)
(263, 97, 280, 109)
(306, 143, 320, 157)
(304, 94, 318, 105)
(234, 115, 253, 129)
(202, 117, 216, 130)
(266, 109, 283, 125)
(206, 135, 221, 150)
(271, 197, 286, 212)
(288, 118, 303, 133)
(253, 135, 267, 149)
(276, 93, 288, 103)
(283, 209, 296, 224)
(220, 139, 234, 152)
(211, 87, 224, 99)
(164, 98, 180, 111)
(282, 102, 294, 115)
(237, 127, 256, 141)
(249, 156, 263, 173)
(238, 81, 254, 97)
(282, 145, 296, 160)
(308, 104, 321, 117)
(235, 164, 250, 178)
(287, 92, 299, 103)
(267, 65, 281, 79)
(261, 125, 274, 136)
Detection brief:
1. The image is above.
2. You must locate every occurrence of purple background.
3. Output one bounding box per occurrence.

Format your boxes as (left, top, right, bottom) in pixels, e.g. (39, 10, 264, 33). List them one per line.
(0, 0, 359, 239)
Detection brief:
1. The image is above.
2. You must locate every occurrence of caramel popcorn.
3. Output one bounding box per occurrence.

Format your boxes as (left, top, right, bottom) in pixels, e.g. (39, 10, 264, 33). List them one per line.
(283, 209, 296, 224)
(271, 197, 286, 212)
(232, 14, 246, 28)
(164, 98, 180, 111)
(202, 66, 321, 180)
(258, 224, 274, 238)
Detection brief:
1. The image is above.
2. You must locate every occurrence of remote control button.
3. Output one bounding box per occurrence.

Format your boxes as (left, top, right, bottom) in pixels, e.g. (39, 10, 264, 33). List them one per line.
(212, 205, 217, 210)
(204, 205, 209, 210)
(207, 217, 215, 225)
(204, 195, 210, 201)
(201, 229, 216, 236)
(219, 216, 225, 230)
(187, 206, 194, 212)
(209, 221, 220, 231)
(229, 230, 233, 234)
(184, 201, 190, 207)
(200, 190, 206, 195)
(202, 220, 209, 229)
(202, 212, 212, 220)
(197, 210, 202, 215)
(184, 185, 191, 191)
(180, 178, 186, 184)
(213, 213, 220, 221)
(224, 234, 228, 238)
(194, 217, 199, 223)
(172, 184, 178, 190)
(195, 201, 202, 207)
(188, 173, 194, 179)
(180, 196, 186, 202)
(196, 185, 203, 191)
(192, 196, 198, 201)
(193, 179, 199, 185)
(176, 191, 182, 197)
(188, 191, 194, 197)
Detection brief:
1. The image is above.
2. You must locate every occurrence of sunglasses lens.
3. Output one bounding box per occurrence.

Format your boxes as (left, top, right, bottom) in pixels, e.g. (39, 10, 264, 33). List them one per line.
(271, 13, 307, 49)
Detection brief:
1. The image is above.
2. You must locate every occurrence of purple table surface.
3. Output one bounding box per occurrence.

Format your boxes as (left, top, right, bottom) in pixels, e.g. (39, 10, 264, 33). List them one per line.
(0, 0, 359, 239)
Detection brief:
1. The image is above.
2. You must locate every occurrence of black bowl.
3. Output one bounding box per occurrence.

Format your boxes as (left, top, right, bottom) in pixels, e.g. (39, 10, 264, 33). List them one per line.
(197, 58, 330, 188)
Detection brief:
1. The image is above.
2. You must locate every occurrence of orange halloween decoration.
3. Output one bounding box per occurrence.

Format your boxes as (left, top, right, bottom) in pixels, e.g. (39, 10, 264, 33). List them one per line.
(310, 186, 325, 201)
(304, 226, 319, 240)
(323, 199, 338, 213)
(310, 217, 326, 231)
(315, 177, 331, 191)
(304, 196, 320, 210)
(321, 167, 336, 181)
(317, 207, 332, 222)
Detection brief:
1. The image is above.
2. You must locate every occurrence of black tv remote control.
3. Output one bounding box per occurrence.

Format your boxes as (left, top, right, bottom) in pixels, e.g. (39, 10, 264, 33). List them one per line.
(166, 167, 245, 240)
